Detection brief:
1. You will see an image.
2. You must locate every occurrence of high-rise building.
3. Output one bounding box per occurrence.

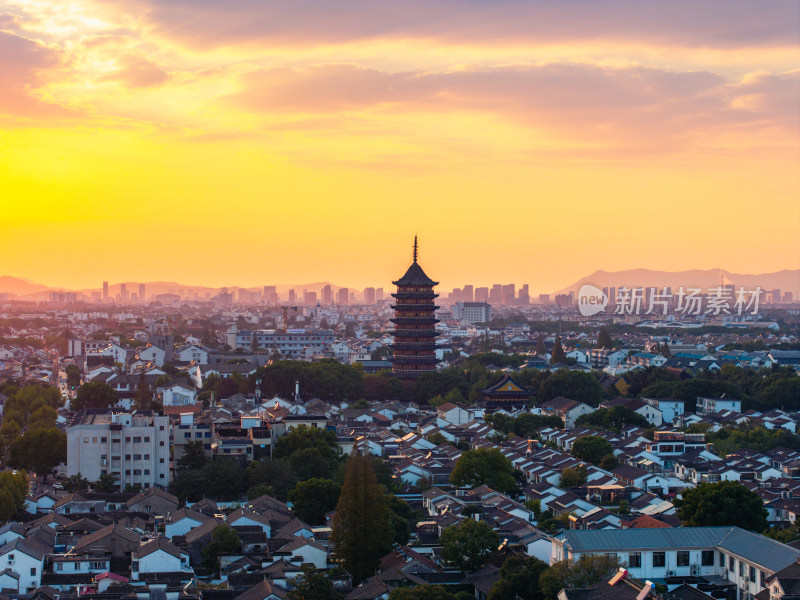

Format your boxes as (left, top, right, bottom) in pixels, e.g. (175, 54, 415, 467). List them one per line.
(475, 287, 489, 302)
(288, 289, 297, 304)
(391, 237, 439, 381)
(463, 285, 474, 302)
(263, 286, 278, 305)
(501, 284, 516, 305)
(338, 287, 349, 305)
(376, 288, 384, 302)
(489, 284, 502, 304)
(518, 284, 529, 306)
(102, 281, 109, 301)
(364, 287, 376, 304)
(120, 283, 128, 304)
(304, 290, 317, 305)
(138, 283, 146, 303)
(321, 285, 333, 305)
(539, 293, 550, 304)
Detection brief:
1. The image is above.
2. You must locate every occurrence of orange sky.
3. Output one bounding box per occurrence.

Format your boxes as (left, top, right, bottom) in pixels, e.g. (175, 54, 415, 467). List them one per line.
(1, 0, 799, 293)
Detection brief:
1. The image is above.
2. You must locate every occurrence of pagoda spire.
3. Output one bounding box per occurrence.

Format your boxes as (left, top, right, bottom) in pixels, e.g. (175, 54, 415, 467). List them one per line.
(413, 235, 418, 263)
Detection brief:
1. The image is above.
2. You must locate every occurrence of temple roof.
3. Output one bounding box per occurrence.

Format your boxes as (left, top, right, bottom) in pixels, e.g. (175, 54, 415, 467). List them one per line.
(392, 262, 439, 286)
(393, 236, 439, 287)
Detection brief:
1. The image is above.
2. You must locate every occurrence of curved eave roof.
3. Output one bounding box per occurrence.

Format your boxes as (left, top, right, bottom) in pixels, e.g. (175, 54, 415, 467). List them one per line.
(392, 262, 439, 287)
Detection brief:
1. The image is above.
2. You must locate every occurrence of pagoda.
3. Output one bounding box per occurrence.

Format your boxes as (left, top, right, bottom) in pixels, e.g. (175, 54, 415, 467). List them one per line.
(391, 237, 440, 380)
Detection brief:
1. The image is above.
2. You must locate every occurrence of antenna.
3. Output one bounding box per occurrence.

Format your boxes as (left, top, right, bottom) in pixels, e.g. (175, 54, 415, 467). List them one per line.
(413, 235, 418, 263)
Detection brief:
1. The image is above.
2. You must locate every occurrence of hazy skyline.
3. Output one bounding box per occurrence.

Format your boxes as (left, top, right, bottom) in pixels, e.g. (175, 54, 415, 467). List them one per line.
(2, 0, 798, 292)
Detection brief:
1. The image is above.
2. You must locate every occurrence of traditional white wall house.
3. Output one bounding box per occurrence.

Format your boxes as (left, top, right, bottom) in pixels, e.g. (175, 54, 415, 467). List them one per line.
(642, 398, 685, 424)
(0, 538, 45, 592)
(130, 538, 192, 582)
(227, 509, 272, 537)
(555, 527, 800, 600)
(272, 536, 327, 569)
(164, 509, 213, 539)
(160, 383, 197, 407)
(176, 344, 212, 364)
(137, 344, 166, 367)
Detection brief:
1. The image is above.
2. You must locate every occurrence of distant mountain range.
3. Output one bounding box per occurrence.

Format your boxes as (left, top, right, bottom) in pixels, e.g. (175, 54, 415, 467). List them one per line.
(0, 268, 797, 300)
(555, 268, 800, 296)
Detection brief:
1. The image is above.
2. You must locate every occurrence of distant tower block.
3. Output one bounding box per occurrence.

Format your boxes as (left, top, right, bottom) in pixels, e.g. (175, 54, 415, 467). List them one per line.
(391, 237, 440, 382)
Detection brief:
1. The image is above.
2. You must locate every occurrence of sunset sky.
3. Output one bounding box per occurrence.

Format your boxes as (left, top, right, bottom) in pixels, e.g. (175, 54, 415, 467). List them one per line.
(2, 0, 799, 293)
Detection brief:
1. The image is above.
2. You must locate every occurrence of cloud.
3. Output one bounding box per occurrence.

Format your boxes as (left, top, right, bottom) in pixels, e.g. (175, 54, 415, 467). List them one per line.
(98, 54, 169, 87)
(225, 62, 797, 152)
(100, 0, 800, 50)
(0, 31, 72, 118)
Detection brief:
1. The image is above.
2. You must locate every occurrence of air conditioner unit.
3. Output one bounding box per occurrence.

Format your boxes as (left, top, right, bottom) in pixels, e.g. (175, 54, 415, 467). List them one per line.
(667, 570, 676, 577)
(691, 567, 699, 576)
(8, 560, 14, 566)
(722, 568, 728, 578)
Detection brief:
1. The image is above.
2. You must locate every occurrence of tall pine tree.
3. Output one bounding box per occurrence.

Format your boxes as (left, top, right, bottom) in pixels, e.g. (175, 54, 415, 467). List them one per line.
(550, 335, 567, 365)
(534, 335, 547, 356)
(331, 444, 392, 585)
(596, 328, 613, 349)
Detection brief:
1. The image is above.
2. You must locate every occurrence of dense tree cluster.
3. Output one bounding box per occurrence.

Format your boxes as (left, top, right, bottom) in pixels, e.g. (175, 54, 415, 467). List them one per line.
(675, 481, 768, 531)
(575, 406, 649, 432)
(439, 518, 499, 573)
(570, 435, 614, 466)
(450, 448, 519, 495)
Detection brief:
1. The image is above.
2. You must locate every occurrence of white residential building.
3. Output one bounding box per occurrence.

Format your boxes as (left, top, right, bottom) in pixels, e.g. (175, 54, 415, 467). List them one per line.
(66, 411, 170, 489)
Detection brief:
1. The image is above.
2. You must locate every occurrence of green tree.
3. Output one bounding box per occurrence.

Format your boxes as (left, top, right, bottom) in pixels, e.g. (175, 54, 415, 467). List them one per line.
(534, 336, 547, 356)
(275, 425, 342, 476)
(94, 472, 118, 492)
(550, 335, 567, 365)
(539, 556, 620, 600)
(538, 370, 604, 407)
(331, 445, 393, 585)
(674, 481, 767, 531)
(246, 458, 299, 501)
(177, 440, 207, 471)
(202, 525, 241, 574)
(574, 406, 649, 432)
(170, 459, 245, 502)
(659, 342, 672, 358)
(596, 329, 613, 349)
(490, 554, 549, 600)
(289, 478, 341, 525)
(348, 398, 370, 409)
(440, 518, 499, 573)
(0, 470, 28, 524)
(134, 370, 152, 411)
(389, 585, 470, 600)
(64, 473, 90, 492)
(444, 388, 466, 405)
(514, 413, 563, 437)
(65, 364, 82, 389)
(27, 405, 57, 430)
(450, 448, 517, 495)
(570, 436, 613, 465)
(73, 382, 118, 412)
(8, 427, 67, 479)
(287, 565, 343, 600)
(559, 465, 588, 488)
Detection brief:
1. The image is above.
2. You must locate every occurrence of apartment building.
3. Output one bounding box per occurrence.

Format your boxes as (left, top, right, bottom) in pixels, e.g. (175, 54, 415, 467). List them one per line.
(66, 410, 170, 490)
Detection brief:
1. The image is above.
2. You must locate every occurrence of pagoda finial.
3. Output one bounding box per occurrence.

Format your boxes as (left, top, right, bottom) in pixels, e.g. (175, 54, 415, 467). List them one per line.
(413, 235, 418, 263)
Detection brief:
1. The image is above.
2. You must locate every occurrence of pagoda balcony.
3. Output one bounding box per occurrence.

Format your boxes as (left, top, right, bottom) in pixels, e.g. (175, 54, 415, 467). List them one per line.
(390, 317, 439, 325)
(392, 291, 439, 299)
(392, 329, 438, 337)
(391, 342, 437, 350)
(392, 368, 437, 377)
(391, 303, 439, 311)
(392, 355, 438, 363)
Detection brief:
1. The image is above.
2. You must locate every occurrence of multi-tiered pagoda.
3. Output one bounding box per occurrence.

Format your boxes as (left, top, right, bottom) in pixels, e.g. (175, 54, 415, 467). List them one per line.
(391, 237, 440, 380)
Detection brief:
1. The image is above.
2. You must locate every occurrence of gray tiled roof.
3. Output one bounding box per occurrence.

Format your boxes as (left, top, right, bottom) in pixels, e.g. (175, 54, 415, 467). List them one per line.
(562, 526, 800, 573)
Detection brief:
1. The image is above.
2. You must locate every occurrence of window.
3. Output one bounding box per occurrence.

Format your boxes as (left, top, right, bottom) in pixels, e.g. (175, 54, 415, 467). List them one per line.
(159, 425, 165, 431)
(701, 550, 714, 566)
(750, 566, 756, 580)
(677, 551, 690, 567)
(628, 552, 641, 568)
(653, 552, 666, 567)
(719, 552, 725, 567)
(31, 568, 36, 575)
(739, 561, 746, 577)
(159, 458, 165, 463)
(131, 561, 138, 571)
(133, 469, 141, 475)
(144, 469, 150, 475)
(133, 437, 142, 443)
(55, 562, 62, 571)
(134, 454, 141, 460)
(729, 556, 734, 571)
(125, 454, 131, 460)
(160, 474, 165, 478)
(125, 437, 131, 443)
(159, 441, 165, 446)
(92, 437, 98, 443)
(100, 437, 107, 443)
(125, 470, 131, 475)
(83, 437, 89, 443)
(144, 454, 150, 460)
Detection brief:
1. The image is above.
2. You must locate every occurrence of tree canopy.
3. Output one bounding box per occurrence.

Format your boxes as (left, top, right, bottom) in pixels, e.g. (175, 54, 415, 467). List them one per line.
(489, 554, 549, 600)
(450, 448, 517, 495)
(538, 370, 604, 407)
(539, 556, 620, 600)
(0, 470, 28, 524)
(73, 382, 118, 411)
(331, 446, 393, 585)
(440, 518, 499, 573)
(675, 481, 768, 531)
(8, 427, 67, 477)
(289, 478, 341, 525)
(570, 436, 614, 466)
